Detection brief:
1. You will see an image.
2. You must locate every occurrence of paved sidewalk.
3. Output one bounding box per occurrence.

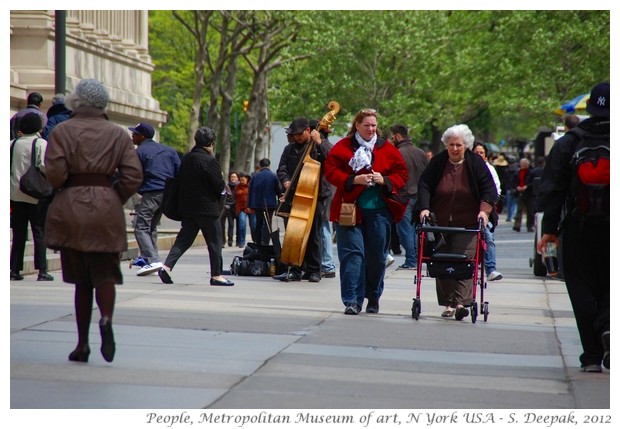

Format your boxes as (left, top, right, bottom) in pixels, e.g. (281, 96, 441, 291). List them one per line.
(8, 221, 611, 426)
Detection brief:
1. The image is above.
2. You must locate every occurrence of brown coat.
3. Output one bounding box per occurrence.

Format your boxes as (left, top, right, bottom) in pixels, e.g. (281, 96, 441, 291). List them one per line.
(45, 107, 143, 253)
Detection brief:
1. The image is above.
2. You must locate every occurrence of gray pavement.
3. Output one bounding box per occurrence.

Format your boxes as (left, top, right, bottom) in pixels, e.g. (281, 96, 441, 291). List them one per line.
(9, 220, 612, 423)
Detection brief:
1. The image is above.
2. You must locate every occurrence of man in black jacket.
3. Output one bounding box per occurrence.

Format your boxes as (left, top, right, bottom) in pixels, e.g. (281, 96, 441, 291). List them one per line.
(158, 126, 234, 287)
(538, 82, 610, 372)
(274, 117, 331, 282)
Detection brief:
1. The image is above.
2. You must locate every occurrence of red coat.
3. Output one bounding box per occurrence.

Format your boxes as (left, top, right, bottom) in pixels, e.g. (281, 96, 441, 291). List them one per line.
(324, 136, 408, 223)
(235, 182, 250, 215)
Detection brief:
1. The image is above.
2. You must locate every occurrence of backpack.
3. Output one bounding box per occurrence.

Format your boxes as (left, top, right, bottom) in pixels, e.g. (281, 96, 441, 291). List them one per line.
(567, 127, 610, 222)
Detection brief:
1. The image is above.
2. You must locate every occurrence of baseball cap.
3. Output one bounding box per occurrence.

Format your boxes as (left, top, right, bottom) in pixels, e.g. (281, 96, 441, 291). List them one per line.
(128, 122, 155, 138)
(586, 82, 610, 117)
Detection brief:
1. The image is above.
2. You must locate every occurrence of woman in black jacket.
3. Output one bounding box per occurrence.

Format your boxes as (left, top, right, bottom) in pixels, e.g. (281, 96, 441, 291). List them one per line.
(417, 124, 497, 320)
(158, 126, 234, 286)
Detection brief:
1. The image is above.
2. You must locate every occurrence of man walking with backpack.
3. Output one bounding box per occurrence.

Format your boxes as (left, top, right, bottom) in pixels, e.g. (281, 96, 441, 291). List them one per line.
(538, 82, 610, 373)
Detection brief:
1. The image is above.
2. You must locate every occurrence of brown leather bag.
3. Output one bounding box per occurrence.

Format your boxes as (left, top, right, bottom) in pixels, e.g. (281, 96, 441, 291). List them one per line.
(339, 202, 356, 226)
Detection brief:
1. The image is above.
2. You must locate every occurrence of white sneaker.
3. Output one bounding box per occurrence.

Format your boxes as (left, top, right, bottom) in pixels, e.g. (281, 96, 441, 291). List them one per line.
(488, 271, 503, 281)
(137, 261, 163, 276)
(386, 254, 395, 268)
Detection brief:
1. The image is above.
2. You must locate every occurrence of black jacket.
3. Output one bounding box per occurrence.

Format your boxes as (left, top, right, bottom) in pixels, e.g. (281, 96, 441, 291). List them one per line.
(539, 117, 610, 235)
(277, 138, 333, 200)
(417, 149, 498, 228)
(178, 146, 226, 217)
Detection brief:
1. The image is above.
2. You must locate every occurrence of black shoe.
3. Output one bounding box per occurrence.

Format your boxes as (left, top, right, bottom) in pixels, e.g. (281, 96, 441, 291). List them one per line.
(158, 268, 173, 284)
(512, 226, 520, 232)
(68, 344, 91, 363)
(321, 271, 336, 278)
(308, 272, 321, 283)
(455, 306, 470, 321)
(37, 272, 54, 281)
(210, 277, 234, 286)
(602, 331, 610, 370)
(366, 302, 379, 314)
(344, 303, 360, 315)
(10, 271, 24, 281)
(99, 317, 116, 363)
(580, 364, 602, 373)
(273, 272, 301, 282)
(301, 272, 310, 280)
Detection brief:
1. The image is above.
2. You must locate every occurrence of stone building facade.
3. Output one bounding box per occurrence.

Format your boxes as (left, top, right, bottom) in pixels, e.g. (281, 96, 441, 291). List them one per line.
(10, 10, 167, 133)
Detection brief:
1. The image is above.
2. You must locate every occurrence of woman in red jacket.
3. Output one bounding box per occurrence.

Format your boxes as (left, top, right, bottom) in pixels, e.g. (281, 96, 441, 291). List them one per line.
(234, 173, 252, 248)
(324, 108, 408, 315)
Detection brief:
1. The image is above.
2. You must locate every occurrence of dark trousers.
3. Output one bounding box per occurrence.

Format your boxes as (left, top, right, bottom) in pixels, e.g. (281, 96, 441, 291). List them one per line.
(254, 208, 275, 245)
(10, 200, 48, 272)
(513, 194, 533, 231)
(164, 215, 223, 277)
(220, 206, 236, 245)
(562, 219, 610, 367)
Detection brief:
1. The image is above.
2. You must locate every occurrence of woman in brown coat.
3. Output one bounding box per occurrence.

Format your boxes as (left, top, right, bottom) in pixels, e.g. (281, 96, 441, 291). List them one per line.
(45, 79, 142, 363)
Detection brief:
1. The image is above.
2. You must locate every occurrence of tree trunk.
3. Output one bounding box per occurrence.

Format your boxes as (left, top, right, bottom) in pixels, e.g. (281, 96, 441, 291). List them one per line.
(218, 51, 239, 176)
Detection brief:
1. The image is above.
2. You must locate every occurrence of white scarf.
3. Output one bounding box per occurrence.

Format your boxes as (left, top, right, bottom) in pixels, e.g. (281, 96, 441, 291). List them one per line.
(349, 132, 377, 173)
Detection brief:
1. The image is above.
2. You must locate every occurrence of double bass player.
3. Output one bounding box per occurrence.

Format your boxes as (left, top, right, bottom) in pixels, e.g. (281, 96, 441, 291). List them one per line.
(274, 117, 333, 282)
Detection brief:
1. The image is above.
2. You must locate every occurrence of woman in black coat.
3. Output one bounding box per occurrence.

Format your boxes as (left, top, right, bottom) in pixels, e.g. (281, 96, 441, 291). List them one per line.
(417, 124, 497, 320)
(158, 126, 234, 286)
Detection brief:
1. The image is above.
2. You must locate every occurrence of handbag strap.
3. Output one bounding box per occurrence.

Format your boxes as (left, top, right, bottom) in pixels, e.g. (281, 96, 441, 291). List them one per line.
(10, 138, 17, 169)
(30, 137, 40, 166)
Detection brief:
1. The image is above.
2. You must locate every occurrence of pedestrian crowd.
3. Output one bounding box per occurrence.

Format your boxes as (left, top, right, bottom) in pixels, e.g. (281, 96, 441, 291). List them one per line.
(10, 79, 609, 374)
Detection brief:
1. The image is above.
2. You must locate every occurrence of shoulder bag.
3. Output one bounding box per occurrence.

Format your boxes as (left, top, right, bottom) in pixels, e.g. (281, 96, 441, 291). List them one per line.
(162, 176, 182, 221)
(19, 138, 53, 200)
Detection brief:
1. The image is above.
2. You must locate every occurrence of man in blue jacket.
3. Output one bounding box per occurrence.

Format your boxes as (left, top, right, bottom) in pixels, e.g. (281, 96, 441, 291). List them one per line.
(130, 122, 181, 276)
(248, 158, 281, 246)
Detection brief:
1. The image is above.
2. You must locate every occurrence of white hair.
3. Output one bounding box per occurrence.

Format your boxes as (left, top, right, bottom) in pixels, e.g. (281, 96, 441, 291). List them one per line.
(441, 124, 475, 150)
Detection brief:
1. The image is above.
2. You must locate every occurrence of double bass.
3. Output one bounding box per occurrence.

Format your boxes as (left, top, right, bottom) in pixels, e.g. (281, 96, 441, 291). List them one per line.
(277, 101, 340, 267)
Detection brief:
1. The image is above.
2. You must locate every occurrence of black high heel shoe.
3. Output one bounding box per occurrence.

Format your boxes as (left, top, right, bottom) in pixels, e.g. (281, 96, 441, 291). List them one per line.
(68, 344, 91, 362)
(99, 317, 116, 362)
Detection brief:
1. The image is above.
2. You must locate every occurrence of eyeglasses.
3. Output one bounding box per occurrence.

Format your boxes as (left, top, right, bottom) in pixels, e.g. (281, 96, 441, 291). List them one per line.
(359, 108, 377, 115)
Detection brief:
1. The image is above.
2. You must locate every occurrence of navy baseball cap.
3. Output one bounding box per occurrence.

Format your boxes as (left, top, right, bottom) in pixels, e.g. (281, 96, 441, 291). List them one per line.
(128, 122, 155, 138)
(586, 82, 610, 117)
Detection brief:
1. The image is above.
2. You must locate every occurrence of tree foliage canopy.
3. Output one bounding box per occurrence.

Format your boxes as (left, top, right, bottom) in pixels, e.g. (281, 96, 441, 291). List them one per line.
(149, 10, 610, 168)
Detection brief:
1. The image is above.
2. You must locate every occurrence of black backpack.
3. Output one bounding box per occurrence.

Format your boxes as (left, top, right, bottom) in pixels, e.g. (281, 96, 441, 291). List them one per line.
(566, 127, 610, 222)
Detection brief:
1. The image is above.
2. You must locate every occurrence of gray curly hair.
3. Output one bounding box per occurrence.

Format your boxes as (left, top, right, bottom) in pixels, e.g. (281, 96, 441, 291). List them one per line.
(441, 124, 475, 150)
(66, 79, 109, 110)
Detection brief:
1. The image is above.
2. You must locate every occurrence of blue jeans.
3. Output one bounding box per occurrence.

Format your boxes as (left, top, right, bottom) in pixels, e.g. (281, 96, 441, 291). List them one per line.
(505, 190, 517, 221)
(237, 211, 248, 246)
(321, 220, 336, 273)
(483, 224, 496, 274)
(396, 197, 418, 267)
(336, 208, 391, 307)
(248, 212, 257, 243)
